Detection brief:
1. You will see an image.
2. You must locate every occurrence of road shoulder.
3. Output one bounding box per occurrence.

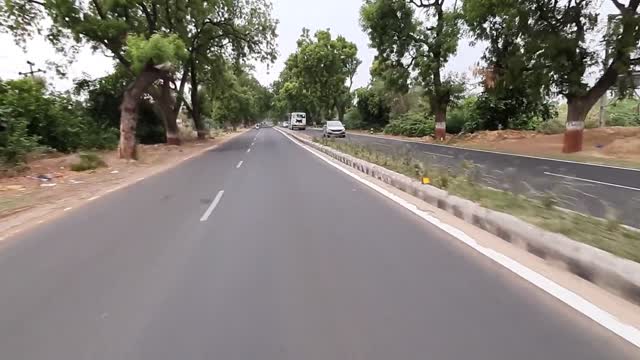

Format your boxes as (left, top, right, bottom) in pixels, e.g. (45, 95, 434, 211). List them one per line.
(0, 130, 249, 242)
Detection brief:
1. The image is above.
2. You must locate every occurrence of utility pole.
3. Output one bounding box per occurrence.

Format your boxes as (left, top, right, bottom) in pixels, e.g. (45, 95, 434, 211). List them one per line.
(18, 60, 45, 77)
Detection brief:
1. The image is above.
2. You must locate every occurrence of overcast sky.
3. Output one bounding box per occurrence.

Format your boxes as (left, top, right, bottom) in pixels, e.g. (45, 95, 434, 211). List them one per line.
(0, 0, 616, 91)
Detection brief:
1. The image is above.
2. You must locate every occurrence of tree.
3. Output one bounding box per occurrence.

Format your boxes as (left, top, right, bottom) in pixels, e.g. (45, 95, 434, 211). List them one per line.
(354, 83, 392, 129)
(463, 0, 640, 152)
(275, 29, 360, 121)
(361, 0, 462, 140)
(1, 0, 277, 157)
(1, 0, 188, 158)
(208, 64, 270, 130)
(168, 0, 277, 138)
(463, 0, 555, 131)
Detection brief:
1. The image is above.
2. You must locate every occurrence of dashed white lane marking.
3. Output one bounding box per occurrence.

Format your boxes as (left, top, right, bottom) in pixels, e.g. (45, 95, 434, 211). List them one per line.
(423, 150, 454, 158)
(544, 172, 640, 192)
(63, 207, 73, 211)
(200, 190, 225, 222)
(87, 196, 100, 201)
(236, 160, 243, 169)
(247, 148, 251, 153)
(276, 128, 640, 349)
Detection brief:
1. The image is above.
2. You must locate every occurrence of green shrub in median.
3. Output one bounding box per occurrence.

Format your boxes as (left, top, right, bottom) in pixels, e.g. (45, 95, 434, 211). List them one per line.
(384, 112, 435, 137)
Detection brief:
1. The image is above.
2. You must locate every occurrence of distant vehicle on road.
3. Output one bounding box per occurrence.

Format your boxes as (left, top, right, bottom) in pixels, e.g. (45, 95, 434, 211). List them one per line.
(281, 121, 289, 128)
(289, 112, 306, 130)
(255, 124, 260, 129)
(323, 120, 346, 138)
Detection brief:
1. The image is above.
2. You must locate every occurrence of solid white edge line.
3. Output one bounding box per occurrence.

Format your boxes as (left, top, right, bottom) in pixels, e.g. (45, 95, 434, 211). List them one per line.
(544, 171, 640, 192)
(276, 128, 640, 349)
(87, 196, 100, 201)
(306, 129, 640, 172)
(236, 160, 243, 169)
(200, 190, 225, 222)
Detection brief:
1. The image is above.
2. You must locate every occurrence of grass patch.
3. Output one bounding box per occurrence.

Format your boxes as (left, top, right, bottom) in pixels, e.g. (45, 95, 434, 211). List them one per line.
(315, 137, 640, 263)
(70, 153, 107, 172)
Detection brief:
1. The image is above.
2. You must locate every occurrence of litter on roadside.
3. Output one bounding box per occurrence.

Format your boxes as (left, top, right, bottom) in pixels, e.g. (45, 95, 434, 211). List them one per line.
(110, 170, 119, 174)
(40, 183, 57, 187)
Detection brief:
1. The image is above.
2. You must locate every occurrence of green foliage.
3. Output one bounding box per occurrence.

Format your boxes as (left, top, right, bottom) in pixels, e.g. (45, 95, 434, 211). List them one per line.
(463, 0, 640, 129)
(361, 0, 462, 121)
(208, 65, 270, 129)
(343, 108, 364, 129)
(70, 153, 107, 172)
(126, 34, 187, 74)
(384, 112, 434, 137)
(0, 105, 39, 165)
(607, 99, 640, 126)
(273, 28, 361, 120)
(0, 78, 118, 167)
(74, 71, 167, 144)
(447, 97, 477, 134)
(355, 85, 391, 129)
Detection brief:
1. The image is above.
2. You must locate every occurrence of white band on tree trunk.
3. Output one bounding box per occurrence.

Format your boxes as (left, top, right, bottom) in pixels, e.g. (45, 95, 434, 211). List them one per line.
(566, 121, 585, 130)
(435, 122, 446, 129)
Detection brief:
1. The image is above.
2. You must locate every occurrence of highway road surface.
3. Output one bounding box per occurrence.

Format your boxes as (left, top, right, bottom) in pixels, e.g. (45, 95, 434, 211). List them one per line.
(0, 128, 637, 359)
(304, 129, 640, 227)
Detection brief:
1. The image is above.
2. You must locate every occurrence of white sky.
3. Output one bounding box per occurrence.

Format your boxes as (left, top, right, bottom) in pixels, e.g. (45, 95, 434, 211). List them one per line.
(0, 0, 617, 91)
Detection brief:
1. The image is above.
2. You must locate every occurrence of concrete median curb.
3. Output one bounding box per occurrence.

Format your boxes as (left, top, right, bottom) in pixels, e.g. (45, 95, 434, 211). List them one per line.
(284, 129, 640, 306)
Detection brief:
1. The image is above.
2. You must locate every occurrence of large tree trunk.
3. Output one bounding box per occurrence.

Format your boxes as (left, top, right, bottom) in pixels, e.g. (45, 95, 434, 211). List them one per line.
(148, 82, 181, 145)
(119, 67, 164, 159)
(434, 107, 447, 141)
(562, 97, 590, 153)
(190, 59, 207, 139)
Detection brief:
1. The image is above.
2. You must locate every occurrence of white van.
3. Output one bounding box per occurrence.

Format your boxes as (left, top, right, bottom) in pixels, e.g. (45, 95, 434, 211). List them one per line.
(289, 112, 306, 130)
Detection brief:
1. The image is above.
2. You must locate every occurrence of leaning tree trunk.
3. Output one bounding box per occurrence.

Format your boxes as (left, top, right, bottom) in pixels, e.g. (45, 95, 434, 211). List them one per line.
(434, 107, 447, 141)
(118, 66, 164, 159)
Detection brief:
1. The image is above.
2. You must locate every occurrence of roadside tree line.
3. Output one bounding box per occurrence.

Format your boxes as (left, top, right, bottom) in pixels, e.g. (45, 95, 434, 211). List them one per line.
(360, 0, 640, 152)
(274, 0, 640, 153)
(0, 0, 277, 163)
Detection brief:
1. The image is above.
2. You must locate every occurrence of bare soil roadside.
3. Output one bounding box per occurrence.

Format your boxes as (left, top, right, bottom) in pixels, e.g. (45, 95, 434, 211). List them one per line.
(0, 130, 247, 239)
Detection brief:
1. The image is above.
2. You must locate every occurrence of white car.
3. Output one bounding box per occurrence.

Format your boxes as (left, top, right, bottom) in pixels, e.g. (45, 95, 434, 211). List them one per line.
(281, 121, 289, 128)
(322, 121, 346, 138)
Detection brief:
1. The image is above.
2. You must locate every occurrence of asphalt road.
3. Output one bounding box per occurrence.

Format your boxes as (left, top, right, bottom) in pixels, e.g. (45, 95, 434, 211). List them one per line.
(305, 129, 640, 227)
(0, 128, 637, 359)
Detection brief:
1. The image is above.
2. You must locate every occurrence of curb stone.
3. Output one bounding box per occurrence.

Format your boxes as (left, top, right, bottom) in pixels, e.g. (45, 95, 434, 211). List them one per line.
(286, 130, 640, 306)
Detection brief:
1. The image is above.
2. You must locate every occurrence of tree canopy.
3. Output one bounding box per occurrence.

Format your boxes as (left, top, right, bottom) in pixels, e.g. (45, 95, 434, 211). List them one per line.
(463, 0, 640, 151)
(361, 0, 462, 139)
(273, 28, 360, 122)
